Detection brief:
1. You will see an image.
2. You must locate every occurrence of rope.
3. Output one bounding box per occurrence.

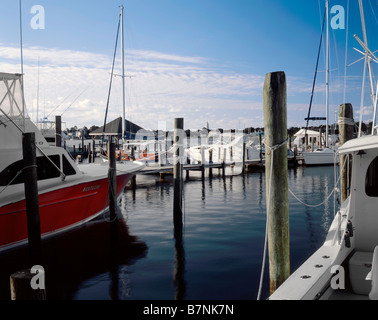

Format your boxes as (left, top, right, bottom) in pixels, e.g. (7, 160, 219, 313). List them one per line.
(305, 7, 326, 133)
(257, 141, 346, 299)
(257, 136, 288, 300)
(337, 116, 355, 126)
(288, 152, 347, 208)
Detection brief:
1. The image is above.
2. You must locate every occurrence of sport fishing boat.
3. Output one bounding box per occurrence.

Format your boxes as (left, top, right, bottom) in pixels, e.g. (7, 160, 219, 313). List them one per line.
(0, 72, 145, 252)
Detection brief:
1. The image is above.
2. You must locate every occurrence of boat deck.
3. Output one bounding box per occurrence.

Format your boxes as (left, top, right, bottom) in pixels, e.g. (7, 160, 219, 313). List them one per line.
(327, 289, 369, 300)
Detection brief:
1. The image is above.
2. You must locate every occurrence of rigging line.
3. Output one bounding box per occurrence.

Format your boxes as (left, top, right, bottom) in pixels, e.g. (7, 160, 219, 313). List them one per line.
(103, 13, 121, 138)
(46, 89, 76, 118)
(305, 8, 326, 133)
(60, 87, 88, 116)
(368, 0, 378, 25)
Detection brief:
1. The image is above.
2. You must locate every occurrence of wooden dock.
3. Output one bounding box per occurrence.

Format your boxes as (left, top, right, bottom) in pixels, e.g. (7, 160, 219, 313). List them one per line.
(138, 156, 303, 176)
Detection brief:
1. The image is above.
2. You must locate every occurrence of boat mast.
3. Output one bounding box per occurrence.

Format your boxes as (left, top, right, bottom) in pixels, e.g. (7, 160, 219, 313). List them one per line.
(121, 5, 126, 141)
(325, 0, 329, 148)
(358, 0, 378, 134)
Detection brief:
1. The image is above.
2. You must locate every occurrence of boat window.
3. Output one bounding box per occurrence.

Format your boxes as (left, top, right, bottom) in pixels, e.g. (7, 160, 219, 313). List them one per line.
(366, 156, 378, 197)
(0, 155, 61, 186)
(62, 155, 76, 176)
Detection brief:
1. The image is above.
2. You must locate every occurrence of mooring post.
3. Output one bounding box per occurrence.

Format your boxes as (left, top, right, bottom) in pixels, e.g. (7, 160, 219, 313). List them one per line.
(304, 134, 308, 152)
(22, 132, 42, 266)
(173, 118, 184, 238)
(263, 71, 290, 295)
(108, 140, 117, 222)
(55, 115, 62, 147)
(92, 138, 96, 163)
(10, 267, 46, 300)
(339, 103, 354, 203)
(242, 139, 246, 174)
(259, 134, 263, 167)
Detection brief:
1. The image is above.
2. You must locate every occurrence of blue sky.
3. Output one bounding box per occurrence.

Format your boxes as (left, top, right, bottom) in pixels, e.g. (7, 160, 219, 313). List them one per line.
(1, 0, 378, 130)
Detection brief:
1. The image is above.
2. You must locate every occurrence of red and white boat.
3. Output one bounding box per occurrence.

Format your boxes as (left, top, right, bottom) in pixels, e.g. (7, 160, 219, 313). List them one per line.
(0, 72, 145, 252)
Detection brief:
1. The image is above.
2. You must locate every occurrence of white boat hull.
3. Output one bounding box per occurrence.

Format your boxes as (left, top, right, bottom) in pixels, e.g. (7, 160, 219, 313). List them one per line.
(302, 148, 338, 165)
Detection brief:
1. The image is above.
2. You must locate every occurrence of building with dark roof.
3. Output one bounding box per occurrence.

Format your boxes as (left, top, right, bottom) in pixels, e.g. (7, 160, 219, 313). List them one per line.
(89, 117, 143, 139)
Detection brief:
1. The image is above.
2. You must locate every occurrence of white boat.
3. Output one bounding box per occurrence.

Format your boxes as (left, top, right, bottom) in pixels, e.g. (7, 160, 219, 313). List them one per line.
(36, 118, 68, 147)
(302, 147, 338, 166)
(270, 134, 378, 300)
(186, 132, 261, 165)
(269, 0, 378, 300)
(297, 0, 341, 166)
(0, 72, 144, 252)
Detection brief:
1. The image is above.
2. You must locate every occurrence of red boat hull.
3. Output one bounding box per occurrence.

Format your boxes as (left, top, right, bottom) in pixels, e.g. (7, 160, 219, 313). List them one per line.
(0, 174, 131, 251)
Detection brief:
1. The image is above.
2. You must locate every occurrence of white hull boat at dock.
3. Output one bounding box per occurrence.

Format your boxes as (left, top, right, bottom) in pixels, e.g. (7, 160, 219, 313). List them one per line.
(0, 72, 145, 252)
(302, 147, 338, 166)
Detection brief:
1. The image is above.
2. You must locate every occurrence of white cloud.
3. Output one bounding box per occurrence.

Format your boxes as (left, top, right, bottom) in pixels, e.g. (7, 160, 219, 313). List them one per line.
(0, 44, 313, 130)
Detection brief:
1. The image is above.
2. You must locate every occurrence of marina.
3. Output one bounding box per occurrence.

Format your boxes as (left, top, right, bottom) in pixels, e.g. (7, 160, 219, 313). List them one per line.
(1, 0, 378, 306)
(0, 164, 336, 300)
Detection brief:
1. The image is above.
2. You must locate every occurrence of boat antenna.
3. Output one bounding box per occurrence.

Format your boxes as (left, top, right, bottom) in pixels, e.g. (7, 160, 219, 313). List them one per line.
(19, 0, 24, 76)
(102, 11, 121, 141)
(305, 6, 326, 133)
(19, 0, 26, 129)
(121, 4, 126, 141)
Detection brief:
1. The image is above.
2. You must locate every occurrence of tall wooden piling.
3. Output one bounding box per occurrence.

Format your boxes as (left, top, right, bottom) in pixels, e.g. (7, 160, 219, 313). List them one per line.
(263, 71, 289, 294)
(339, 103, 354, 202)
(173, 118, 184, 238)
(10, 268, 46, 300)
(22, 132, 42, 266)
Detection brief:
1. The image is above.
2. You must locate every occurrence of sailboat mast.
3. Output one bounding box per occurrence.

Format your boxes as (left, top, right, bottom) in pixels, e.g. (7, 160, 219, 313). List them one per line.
(120, 5, 126, 141)
(325, 0, 329, 148)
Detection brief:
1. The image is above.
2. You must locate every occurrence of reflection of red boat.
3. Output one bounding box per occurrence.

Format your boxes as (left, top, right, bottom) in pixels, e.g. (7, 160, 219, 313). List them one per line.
(0, 216, 148, 299)
(0, 73, 145, 252)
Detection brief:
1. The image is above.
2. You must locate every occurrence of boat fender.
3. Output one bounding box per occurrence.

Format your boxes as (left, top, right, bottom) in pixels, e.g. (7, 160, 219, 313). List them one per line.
(347, 220, 354, 237)
(344, 231, 351, 248)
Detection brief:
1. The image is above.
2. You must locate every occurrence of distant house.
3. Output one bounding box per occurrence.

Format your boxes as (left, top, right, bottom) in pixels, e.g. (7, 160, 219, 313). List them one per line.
(89, 117, 143, 140)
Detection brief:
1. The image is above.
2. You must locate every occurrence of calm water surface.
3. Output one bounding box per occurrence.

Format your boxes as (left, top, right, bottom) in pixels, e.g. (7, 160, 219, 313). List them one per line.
(0, 165, 337, 300)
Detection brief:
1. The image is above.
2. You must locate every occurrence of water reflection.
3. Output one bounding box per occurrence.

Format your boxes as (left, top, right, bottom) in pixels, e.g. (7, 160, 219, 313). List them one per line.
(0, 165, 338, 300)
(0, 214, 147, 300)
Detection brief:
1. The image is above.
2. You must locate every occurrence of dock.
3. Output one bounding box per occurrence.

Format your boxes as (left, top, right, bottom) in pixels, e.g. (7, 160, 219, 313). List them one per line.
(137, 156, 303, 176)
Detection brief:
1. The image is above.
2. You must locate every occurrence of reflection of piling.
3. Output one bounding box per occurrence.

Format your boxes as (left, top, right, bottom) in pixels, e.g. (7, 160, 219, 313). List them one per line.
(339, 103, 354, 203)
(173, 118, 184, 238)
(173, 234, 186, 300)
(173, 118, 186, 299)
(263, 71, 289, 295)
(108, 141, 117, 222)
(108, 139, 119, 300)
(22, 132, 42, 266)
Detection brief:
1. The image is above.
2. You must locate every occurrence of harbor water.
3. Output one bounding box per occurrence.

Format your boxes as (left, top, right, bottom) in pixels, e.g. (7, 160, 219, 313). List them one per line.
(0, 165, 336, 300)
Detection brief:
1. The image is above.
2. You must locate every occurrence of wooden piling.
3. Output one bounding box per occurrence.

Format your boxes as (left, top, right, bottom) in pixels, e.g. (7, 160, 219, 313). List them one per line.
(22, 132, 42, 266)
(173, 118, 184, 238)
(108, 140, 117, 222)
(92, 139, 96, 163)
(55, 115, 62, 147)
(263, 71, 289, 294)
(10, 268, 46, 300)
(242, 140, 246, 174)
(259, 134, 263, 167)
(339, 103, 354, 203)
